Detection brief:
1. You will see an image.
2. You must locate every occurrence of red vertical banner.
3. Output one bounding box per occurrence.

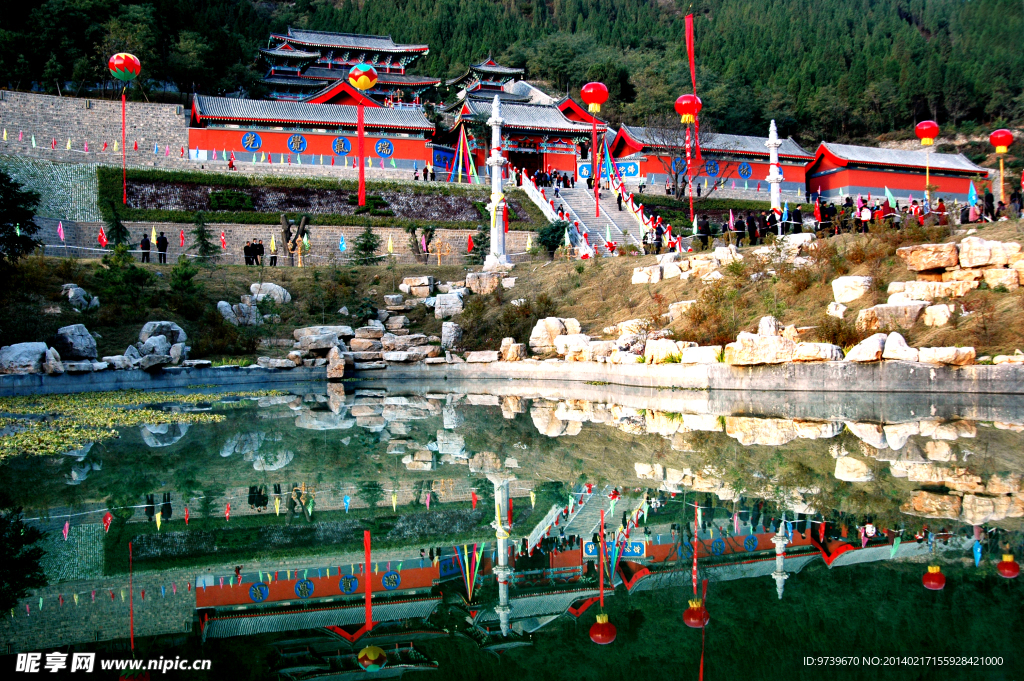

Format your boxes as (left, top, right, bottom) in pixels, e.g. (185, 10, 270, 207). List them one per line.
(364, 530, 373, 632)
(128, 541, 134, 650)
(357, 103, 366, 206)
(685, 14, 696, 93)
(121, 92, 127, 204)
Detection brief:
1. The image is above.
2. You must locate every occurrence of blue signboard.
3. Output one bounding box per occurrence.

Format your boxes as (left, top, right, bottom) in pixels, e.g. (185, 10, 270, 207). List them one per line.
(738, 162, 752, 179)
(704, 159, 720, 177)
(381, 570, 401, 590)
(576, 161, 640, 180)
(287, 134, 307, 154)
(583, 541, 646, 559)
(332, 137, 351, 155)
(671, 157, 686, 174)
(248, 582, 269, 602)
(433, 149, 454, 170)
(241, 132, 262, 152)
(438, 556, 461, 579)
(294, 579, 315, 599)
(375, 139, 394, 158)
(744, 534, 759, 552)
(711, 538, 725, 555)
(339, 574, 359, 594)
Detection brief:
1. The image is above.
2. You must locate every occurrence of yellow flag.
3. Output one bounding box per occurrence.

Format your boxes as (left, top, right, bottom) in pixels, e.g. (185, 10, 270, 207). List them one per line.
(151, 225, 157, 243)
(73, 594, 79, 606)
(391, 492, 397, 511)
(120, 589, 125, 602)
(2, 129, 6, 141)
(387, 236, 393, 254)
(113, 141, 118, 152)
(530, 491, 536, 507)
(274, 496, 280, 515)
(526, 235, 532, 251)
(155, 513, 161, 531)
(320, 154, 324, 165)
(66, 139, 71, 150)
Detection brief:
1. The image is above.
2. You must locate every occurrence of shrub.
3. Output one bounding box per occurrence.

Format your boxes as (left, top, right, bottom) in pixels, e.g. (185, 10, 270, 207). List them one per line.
(681, 283, 740, 346)
(814, 314, 861, 348)
(208, 190, 254, 211)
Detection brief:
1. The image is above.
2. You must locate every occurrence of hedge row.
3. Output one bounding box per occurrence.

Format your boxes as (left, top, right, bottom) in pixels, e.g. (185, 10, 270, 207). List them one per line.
(96, 167, 546, 230)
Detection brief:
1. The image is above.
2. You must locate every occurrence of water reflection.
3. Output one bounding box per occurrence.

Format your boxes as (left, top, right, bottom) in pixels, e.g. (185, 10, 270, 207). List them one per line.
(0, 381, 1021, 676)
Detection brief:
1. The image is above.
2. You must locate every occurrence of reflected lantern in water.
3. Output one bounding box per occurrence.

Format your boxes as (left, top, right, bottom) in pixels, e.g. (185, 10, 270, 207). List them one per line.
(996, 555, 1019, 579)
(589, 613, 617, 644)
(922, 565, 946, 590)
(357, 645, 387, 671)
(683, 599, 710, 628)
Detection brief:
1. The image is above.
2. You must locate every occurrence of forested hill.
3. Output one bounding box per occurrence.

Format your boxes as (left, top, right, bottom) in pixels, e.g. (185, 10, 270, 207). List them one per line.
(3, 0, 1023, 142)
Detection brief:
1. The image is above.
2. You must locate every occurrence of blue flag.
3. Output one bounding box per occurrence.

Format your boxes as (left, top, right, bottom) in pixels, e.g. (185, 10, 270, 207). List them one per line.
(968, 181, 978, 205)
(973, 540, 982, 567)
(343, 495, 350, 512)
(339, 235, 347, 252)
(782, 202, 789, 223)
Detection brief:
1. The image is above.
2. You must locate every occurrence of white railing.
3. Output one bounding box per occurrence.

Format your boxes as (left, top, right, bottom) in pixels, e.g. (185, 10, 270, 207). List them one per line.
(513, 176, 595, 258)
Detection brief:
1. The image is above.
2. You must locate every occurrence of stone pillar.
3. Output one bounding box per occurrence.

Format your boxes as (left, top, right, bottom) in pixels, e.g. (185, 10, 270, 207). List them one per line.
(771, 520, 789, 599)
(485, 95, 509, 271)
(765, 119, 783, 235)
(488, 473, 516, 636)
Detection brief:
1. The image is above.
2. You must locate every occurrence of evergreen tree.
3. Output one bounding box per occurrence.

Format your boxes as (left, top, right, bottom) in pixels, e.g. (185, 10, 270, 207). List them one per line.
(0, 170, 40, 270)
(0, 494, 47, 612)
(351, 225, 383, 265)
(465, 224, 490, 266)
(105, 201, 131, 247)
(189, 211, 219, 265)
(537, 220, 571, 257)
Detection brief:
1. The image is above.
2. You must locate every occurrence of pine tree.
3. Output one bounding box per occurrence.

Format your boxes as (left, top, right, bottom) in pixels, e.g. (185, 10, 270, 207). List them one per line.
(465, 223, 489, 266)
(105, 201, 131, 247)
(351, 225, 384, 265)
(0, 170, 40, 270)
(0, 495, 47, 612)
(189, 211, 219, 265)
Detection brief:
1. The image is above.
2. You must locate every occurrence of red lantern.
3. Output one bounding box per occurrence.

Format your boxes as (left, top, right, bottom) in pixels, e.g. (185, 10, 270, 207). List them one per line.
(997, 554, 1020, 579)
(915, 120, 939, 146)
(580, 82, 609, 113)
(683, 599, 710, 628)
(922, 565, 946, 590)
(675, 94, 703, 124)
(589, 613, 616, 644)
(990, 129, 1013, 154)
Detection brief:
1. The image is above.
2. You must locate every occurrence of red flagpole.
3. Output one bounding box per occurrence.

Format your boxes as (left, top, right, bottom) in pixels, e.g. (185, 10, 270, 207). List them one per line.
(592, 116, 600, 218)
(121, 90, 127, 204)
(128, 541, 134, 650)
(363, 530, 373, 632)
(599, 509, 605, 607)
(357, 103, 366, 207)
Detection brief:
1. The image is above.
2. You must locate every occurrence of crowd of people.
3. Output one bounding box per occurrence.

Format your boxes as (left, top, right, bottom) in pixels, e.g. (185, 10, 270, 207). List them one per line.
(243, 239, 277, 266)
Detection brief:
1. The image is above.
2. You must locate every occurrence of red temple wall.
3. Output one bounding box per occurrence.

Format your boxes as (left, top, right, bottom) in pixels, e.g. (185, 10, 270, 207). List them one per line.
(637, 154, 809, 184)
(188, 128, 431, 163)
(813, 167, 974, 197)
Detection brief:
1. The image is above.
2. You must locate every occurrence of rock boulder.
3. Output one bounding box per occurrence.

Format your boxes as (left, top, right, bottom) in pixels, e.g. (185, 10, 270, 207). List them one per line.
(0, 342, 48, 374)
(139, 321, 187, 344)
(844, 333, 888, 362)
(895, 243, 959, 271)
(722, 332, 795, 365)
(792, 342, 844, 362)
(855, 302, 928, 331)
(831, 276, 873, 304)
(250, 282, 292, 304)
(53, 324, 97, 360)
(882, 333, 918, 362)
(434, 293, 464, 319)
(918, 346, 976, 366)
(441, 322, 463, 350)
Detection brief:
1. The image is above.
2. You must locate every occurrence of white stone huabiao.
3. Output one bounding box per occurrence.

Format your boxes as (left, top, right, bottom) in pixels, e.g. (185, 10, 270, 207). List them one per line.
(489, 474, 516, 636)
(771, 521, 789, 599)
(765, 120, 783, 234)
(484, 95, 509, 271)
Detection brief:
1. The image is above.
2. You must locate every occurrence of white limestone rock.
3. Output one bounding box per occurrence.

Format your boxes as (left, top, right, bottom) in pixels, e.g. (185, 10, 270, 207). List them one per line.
(792, 342, 844, 362)
(844, 333, 888, 362)
(434, 293, 464, 319)
(757, 315, 783, 337)
(250, 282, 292, 304)
(678, 345, 722, 364)
(882, 333, 919, 362)
(631, 265, 662, 284)
(722, 332, 795, 365)
(831, 276, 873, 304)
(139, 321, 187, 344)
(918, 346, 976, 366)
(922, 304, 954, 327)
(826, 302, 847, 319)
(0, 342, 48, 374)
(834, 456, 874, 482)
(465, 350, 500, 363)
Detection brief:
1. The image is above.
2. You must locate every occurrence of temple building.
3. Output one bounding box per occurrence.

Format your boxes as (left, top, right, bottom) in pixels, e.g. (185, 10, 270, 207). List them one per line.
(805, 142, 990, 203)
(437, 60, 605, 179)
(188, 95, 434, 169)
(259, 28, 440, 105)
(608, 125, 813, 195)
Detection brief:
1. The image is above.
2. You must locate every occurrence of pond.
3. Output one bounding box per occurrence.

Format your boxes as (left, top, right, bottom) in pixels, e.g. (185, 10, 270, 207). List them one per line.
(1, 379, 1021, 680)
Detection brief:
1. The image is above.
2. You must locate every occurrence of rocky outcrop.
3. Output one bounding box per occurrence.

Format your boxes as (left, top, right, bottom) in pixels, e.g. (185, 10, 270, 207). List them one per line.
(441, 322, 462, 350)
(901, 491, 963, 519)
(250, 282, 292, 304)
(896, 243, 959, 271)
(922, 304, 954, 327)
(723, 332, 795, 365)
(792, 342, 844, 362)
(434, 293, 464, 319)
(53, 324, 97, 360)
(466, 271, 501, 295)
(881, 333, 918, 362)
(917, 346, 976, 366)
(958, 237, 1020, 268)
(834, 456, 874, 482)
(831, 276, 873, 304)
(855, 302, 928, 331)
(844, 333, 887, 362)
(901, 280, 978, 300)
(0, 342, 48, 374)
(631, 265, 662, 284)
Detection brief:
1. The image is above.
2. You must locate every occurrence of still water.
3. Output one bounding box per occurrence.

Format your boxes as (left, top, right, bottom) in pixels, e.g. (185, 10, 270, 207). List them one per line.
(1, 380, 1022, 680)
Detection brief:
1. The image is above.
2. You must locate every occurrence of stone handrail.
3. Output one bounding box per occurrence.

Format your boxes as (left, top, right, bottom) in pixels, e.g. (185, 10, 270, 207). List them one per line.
(516, 176, 559, 222)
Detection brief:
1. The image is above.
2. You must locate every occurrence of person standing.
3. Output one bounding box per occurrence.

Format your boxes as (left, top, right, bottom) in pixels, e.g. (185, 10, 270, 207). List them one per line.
(791, 206, 803, 234)
(156, 231, 168, 264)
(616, 192, 623, 211)
(653, 222, 664, 254)
(745, 211, 758, 246)
(984, 188, 995, 220)
(256, 239, 265, 266)
(430, 166, 436, 181)
(140, 233, 151, 263)
(243, 240, 252, 266)
(269, 238, 277, 266)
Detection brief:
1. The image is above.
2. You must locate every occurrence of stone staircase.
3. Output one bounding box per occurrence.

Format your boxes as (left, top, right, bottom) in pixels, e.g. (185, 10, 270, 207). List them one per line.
(556, 187, 640, 255)
(563, 485, 619, 537)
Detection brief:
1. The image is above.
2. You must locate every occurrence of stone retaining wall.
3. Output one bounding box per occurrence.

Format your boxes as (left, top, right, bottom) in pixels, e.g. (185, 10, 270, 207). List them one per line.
(355, 359, 1024, 395)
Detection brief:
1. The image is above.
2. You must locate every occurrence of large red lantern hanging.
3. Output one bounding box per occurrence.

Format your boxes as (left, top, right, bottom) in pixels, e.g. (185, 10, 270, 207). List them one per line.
(589, 613, 617, 644)
(580, 82, 609, 113)
(989, 129, 1013, 154)
(922, 565, 946, 590)
(997, 554, 1020, 579)
(683, 598, 710, 628)
(675, 94, 702, 124)
(348, 64, 378, 207)
(915, 120, 939, 146)
(108, 53, 141, 205)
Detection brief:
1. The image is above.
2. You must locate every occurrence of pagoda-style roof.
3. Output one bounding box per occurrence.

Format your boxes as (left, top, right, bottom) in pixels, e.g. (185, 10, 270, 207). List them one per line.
(273, 28, 429, 53)
(475, 589, 601, 624)
(192, 95, 433, 131)
(263, 76, 329, 88)
(613, 125, 813, 160)
(810, 141, 988, 175)
(446, 56, 523, 87)
(459, 99, 601, 134)
(302, 79, 381, 106)
(259, 47, 321, 60)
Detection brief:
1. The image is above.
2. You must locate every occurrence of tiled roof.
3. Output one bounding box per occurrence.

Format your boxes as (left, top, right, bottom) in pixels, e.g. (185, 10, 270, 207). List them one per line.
(193, 95, 434, 131)
(620, 125, 812, 159)
(478, 590, 599, 622)
(470, 59, 524, 76)
(279, 28, 428, 52)
(205, 599, 441, 638)
(260, 47, 320, 60)
(820, 142, 988, 173)
(263, 76, 328, 88)
(462, 99, 599, 134)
